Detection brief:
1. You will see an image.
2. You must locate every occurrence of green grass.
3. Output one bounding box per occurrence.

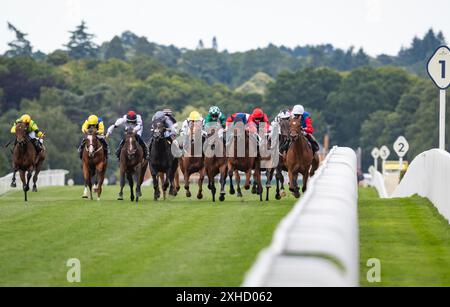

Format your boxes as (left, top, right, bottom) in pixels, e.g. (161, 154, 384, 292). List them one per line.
(359, 187, 450, 286)
(0, 185, 294, 286)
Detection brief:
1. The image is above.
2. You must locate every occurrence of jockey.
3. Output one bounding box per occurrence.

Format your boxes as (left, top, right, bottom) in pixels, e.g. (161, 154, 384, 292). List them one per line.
(149, 111, 178, 151)
(272, 109, 291, 152)
(78, 115, 108, 159)
(180, 111, 205, 137)
(248, 107, 271, 134)
(225, 112, 250, 128)
(204, 106, 226, 129)
(271, 109, 291, 126)
(290, 105, 319, 154)
(10, 114, 45, 153)
(163, 108, 178, 131)
(106, 110, 149, 160)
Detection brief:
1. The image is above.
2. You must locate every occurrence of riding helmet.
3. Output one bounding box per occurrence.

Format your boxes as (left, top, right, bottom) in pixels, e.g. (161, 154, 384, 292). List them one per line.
(292, 105, 305, 116)
(252, 108, 264, 120)
(188, 111, 202, 121)
(209, 106, 221, 115)
(127, 110, 137, 122)
(87, 115, 99, 126)
(20, 114, 31, 124)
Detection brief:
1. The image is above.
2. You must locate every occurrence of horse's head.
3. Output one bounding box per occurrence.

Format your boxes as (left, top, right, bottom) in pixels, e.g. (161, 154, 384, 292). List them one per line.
(152, 120, 165, 140)
(289, 116, 303, 139)
(87, 125, 98, 136)
(279, 118, 290, 137)
(125, 129, 138, 158)
(84, 133, 101, 158)
(15, 122, 29, 144)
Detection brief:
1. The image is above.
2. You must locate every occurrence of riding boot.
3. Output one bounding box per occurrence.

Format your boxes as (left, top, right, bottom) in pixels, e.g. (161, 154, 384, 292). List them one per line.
(99, 138, 108, 159)
(306, 134, 320, 154)
(32, 139, 41, 154)
(135, 135, 149, 160)
(116, 138, 125, 160)
(280, 138, 290, 153)
(78, 139, 85, 160)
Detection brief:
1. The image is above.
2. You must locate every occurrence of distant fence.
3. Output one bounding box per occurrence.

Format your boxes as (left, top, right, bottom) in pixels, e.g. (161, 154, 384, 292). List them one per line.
(368, 168, 388, 198)
(393, 149, 450, 223)
(242, 146, 359, 287)
(0, 170, 69, 195)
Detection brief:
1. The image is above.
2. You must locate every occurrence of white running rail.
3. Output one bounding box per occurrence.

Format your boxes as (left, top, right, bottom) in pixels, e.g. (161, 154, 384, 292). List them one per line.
(368, 168, 388, 198)
(242, 146, 359, 287)
(393, 149, 450, 223)
(0, 169, 69, 195)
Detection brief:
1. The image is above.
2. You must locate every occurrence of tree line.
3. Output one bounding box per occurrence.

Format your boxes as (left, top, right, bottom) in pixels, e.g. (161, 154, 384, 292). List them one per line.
(4, 21, 446, 86)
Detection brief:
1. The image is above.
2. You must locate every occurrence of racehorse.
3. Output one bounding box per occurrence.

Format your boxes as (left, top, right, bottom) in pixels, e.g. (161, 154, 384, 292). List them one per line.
(227, 125, 263, 201)
(256, 133, 281, 201)
(148, 119, 178, 200)
(11, 122, 46, 202)
(265, 118, 290, 200)
(117, 130, 148, 202)
(204, 124, 228, 202)
(179, 120, 205, 199)
(81, 127, 107, 200)
(285, 116, 314, 198)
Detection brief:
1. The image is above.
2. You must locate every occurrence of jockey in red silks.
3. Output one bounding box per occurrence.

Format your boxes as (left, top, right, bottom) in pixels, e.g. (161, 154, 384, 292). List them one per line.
(247, 108, 270, 134)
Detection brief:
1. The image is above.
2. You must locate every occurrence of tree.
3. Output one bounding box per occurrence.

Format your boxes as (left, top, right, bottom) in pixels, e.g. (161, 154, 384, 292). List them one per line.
(65, 21, 98, 59)
(197, 39, 204, 50)
(5, 22, 33, 57)
(134, 36, 156, 56)
(47, 50, 69, 66)
(212, 37, 218, 50)
(105, 36, 126, 60)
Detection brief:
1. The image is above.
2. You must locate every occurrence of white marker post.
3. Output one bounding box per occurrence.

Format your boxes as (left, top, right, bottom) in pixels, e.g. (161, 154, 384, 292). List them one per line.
(440, 89, 446, 150)
(393, 136, 409, 171)
(379, 145, 390, 175)
(371, 147, 380, 172)
(427, 46, 450, 151)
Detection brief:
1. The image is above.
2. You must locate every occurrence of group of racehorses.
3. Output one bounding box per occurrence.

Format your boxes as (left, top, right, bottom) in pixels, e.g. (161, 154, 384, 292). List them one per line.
(10, 114, 319, 203)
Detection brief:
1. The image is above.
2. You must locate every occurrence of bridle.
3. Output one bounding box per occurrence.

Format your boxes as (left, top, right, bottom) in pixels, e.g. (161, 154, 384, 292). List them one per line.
(125, 131, 137, 158)
(289, 117, 305, 143)
(15, 123, 30, 147)
(85, 133, 103, 158)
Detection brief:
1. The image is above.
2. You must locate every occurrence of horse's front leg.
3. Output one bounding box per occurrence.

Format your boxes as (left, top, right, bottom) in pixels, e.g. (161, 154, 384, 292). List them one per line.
(301, 170, 310, 194)
(254, 169, 263, 202)
(151, 167, 160, 201)
(197, 167, 205, 200)
(10, 168, 17, 188)
(184, 170, 192, 198)
(168, 167, 177, 197)
(127, 172, 134, 202)
(235, 170, 242, 197)
(293, 173, 300, 199)
(244, 170, 251, 190)
(135, 166, 143, 200)
(265, 169, 274, 201)
(275, 167, 282, 200)
(219, 164, 227, 202)
(96, 167, 105, 201)
(32, 162, 42, 192)
(19, 170, 28, 202)
(118, 167, 125, 201)
(288, 170, 296, 195)
(228, 162, 235, 195)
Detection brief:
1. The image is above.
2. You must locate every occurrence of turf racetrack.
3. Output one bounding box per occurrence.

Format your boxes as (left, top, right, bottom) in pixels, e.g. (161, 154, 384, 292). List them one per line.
(359, 188, 450, 286)
(0, 185, 295, 286)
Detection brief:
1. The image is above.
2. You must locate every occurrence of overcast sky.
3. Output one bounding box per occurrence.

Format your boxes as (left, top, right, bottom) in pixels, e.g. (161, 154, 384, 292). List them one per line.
(1, 0, 449, 56)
